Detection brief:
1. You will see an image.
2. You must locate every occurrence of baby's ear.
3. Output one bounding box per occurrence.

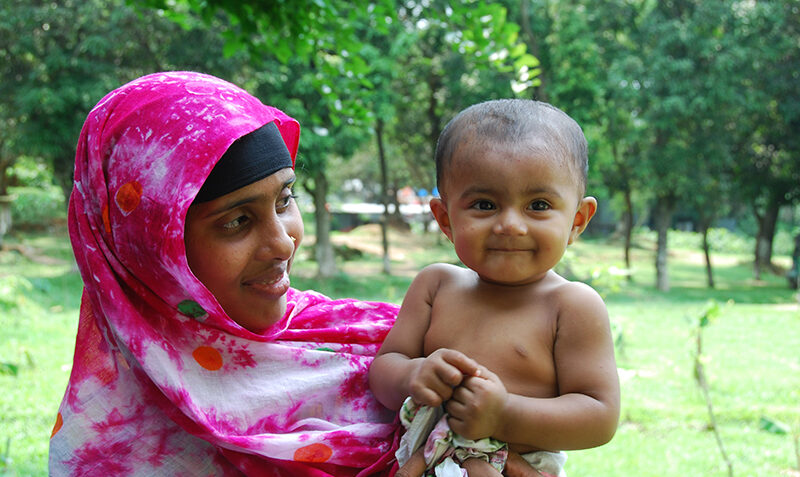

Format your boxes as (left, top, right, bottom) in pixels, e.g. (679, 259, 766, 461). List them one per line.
(429, 198, 454, 242)
(568, 196, 598, 244)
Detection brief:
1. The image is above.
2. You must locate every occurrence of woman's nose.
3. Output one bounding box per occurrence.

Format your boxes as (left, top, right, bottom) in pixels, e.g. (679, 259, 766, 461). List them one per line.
(493, 210, 528, 235)
(255, 216, 295, 261)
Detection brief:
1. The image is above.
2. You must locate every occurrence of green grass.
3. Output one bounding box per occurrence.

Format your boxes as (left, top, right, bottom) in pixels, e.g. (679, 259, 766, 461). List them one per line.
(1, 226, 799, 476)
(0, 230, 81, 476)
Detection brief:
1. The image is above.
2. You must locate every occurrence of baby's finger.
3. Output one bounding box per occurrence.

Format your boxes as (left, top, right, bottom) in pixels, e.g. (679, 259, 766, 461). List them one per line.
(410, 383, 450, 407)
(472, 364, 500, 382)
(444, 397, 467, 420)
(434, 361, 465, 388)
(439, 349, 481, 378)
(445, 413, 472, 439)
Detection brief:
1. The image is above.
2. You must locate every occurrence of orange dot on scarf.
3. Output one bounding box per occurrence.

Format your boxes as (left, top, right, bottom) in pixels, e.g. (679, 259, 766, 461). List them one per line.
(293, 443, 333, 463)
(51, 412, 63, 438)
(192, 346, 223, 371)
(102, 204, 111, 234)
(115, 181, 143, 214)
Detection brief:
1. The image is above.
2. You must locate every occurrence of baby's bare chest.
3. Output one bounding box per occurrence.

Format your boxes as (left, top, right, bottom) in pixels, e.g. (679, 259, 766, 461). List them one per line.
(423, 287, 559, 396)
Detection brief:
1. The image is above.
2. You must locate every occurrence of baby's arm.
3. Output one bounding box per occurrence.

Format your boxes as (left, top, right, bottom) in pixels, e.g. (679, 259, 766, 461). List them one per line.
(369, 264, 480, 410)
(446, 282, 620, 451)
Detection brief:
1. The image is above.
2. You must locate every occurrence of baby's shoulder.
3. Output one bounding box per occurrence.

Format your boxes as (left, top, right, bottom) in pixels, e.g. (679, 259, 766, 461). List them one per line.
(548, 276, 608, 319)
(417, 262, 471, 281)
(410, 263, 474, 296)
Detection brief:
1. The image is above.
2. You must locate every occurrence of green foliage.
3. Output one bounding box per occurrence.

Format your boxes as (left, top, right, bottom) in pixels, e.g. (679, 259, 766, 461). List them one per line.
(7, 156, 53, 188)
(0, 275, 33, 312)
(0, 363, 19, 377)
(1, 0, 247, 197)
(634, 227, 797, 258)
(0, 437, 12, 474)
(8, 186, 66, 227)
(696, 300, 723, 329)
(759, 416, 791, 436)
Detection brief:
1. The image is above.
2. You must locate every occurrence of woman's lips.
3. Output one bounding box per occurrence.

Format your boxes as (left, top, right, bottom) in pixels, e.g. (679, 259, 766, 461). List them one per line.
(243, 269, 290, 297)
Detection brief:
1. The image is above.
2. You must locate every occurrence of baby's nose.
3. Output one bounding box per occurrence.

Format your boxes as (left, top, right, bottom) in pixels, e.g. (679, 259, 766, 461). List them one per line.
(493, 210, 527, 235)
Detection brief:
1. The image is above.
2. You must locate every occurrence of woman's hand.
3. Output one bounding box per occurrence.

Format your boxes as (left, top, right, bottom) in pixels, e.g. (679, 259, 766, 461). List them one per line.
(445, 365, 509, 440)
(394, 448, 427, 477)
(408, 348, 480, 407)
(504, 452, 544, 477)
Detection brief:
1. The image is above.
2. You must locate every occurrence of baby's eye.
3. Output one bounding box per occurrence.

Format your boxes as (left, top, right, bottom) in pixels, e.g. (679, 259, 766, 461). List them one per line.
(530, 200, 550, 211)
(222, 215, 249, 231)
(472, 200, 495, 211)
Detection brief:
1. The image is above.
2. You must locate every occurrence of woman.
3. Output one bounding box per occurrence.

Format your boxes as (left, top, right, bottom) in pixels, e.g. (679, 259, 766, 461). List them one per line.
(50, 71, 400, 476)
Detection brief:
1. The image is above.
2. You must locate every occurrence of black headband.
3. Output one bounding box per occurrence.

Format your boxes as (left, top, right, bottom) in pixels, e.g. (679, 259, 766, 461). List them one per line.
(194, 121, 293, 203)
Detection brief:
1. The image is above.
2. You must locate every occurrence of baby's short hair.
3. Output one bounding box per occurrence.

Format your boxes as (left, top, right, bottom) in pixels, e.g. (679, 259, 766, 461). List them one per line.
(434, 99, 588, 195)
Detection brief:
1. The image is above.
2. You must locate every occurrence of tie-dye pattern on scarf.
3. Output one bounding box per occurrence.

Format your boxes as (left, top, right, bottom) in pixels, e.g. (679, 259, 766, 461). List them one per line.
(49, 71, 399, 476)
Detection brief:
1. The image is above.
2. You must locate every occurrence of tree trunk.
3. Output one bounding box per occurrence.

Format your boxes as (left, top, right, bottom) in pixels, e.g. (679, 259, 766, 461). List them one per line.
(753, 195, 781, 280)
(0, 148, 15, 246)
(0, 152, 12, 197)
(53, 153, 75, 206)
(622, 188, 634, 282)
(519, 0, 549, 101)
(376, 118, 391, 275)
(310, 170, 337, 278)
(701, 224, 715, 289)
(653, 200, 674, 292)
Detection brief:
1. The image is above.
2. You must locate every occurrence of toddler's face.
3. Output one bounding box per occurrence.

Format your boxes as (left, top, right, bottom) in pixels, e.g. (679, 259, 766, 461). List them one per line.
(184, 168, 303, 333)
(432, 141, 591, 286)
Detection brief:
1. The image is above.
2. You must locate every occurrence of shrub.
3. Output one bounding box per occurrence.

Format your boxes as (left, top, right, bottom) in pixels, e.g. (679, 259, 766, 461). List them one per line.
(8, 186, 66, 228)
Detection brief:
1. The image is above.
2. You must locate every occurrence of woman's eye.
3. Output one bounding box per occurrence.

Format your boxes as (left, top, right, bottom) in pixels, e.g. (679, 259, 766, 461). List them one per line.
(530, 200, 550, 211)
(222, 215, 249, 231)
(278, 192, 297, 210)
(472, 200, 495, 211)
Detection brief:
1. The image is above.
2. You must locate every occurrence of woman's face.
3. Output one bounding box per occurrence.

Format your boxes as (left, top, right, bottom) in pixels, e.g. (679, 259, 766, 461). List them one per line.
(184, 167, 303, 333)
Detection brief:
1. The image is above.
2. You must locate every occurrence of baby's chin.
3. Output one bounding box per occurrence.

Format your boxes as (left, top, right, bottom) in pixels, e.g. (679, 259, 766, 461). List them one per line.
(477, 272, 546, 287)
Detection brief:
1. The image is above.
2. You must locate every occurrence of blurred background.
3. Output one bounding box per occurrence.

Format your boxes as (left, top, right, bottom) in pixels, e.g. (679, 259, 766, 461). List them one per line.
(1, 1, 799, 475)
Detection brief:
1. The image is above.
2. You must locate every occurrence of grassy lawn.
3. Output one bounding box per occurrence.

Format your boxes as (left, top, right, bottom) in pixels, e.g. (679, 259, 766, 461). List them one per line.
(1, 224, 799, 476)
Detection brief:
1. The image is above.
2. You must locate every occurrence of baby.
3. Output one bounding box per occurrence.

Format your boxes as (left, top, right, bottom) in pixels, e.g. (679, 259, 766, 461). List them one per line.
(369, 99, 620, 476)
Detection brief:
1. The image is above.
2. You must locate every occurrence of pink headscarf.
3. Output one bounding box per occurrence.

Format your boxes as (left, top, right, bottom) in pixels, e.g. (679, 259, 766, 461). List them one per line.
(50, 71, 399, 476)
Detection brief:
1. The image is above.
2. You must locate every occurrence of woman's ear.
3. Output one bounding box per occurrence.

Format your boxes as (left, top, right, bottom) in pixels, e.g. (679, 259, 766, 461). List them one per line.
(429, 197, 454, 242)
(568, 196, 598, 244)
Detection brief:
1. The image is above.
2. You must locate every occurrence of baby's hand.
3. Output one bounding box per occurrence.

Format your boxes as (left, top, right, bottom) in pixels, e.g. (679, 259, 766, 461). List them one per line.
(409, 348, 480, 407)
(445, 365, 508, 440)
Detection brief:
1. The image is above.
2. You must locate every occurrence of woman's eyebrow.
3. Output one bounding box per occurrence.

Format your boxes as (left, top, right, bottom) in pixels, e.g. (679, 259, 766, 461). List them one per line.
(207, 196, 257, 216)
(205, 177, 296, 216)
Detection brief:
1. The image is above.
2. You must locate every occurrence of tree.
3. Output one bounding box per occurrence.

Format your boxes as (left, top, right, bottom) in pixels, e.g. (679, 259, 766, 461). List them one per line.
(148, 0, 538, 277)
(584, 1, 652, 279)
(2, 0, 246, 202)
(632, 0, 745, 291)
(508, 0, 648, 277)
(728, 0, 800, 279)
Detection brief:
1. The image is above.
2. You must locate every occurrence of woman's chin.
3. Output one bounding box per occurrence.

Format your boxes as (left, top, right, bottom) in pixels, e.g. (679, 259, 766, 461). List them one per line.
(227, 292, 288, 334)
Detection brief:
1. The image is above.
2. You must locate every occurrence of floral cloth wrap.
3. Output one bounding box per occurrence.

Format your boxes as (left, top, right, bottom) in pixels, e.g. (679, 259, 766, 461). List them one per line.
(49, 71, 400, 476)
(397, 398, 567, 477)
(397, 398, 507, 476)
